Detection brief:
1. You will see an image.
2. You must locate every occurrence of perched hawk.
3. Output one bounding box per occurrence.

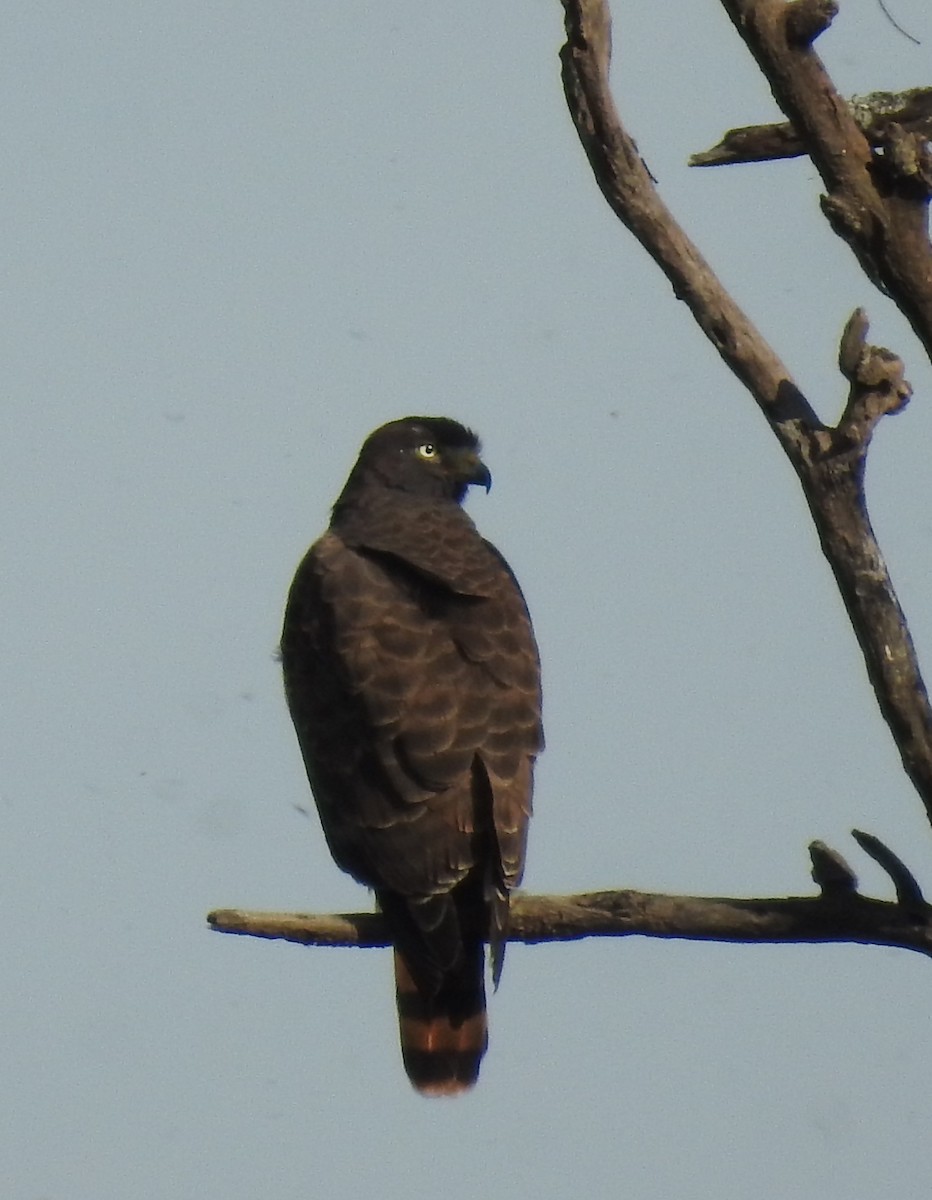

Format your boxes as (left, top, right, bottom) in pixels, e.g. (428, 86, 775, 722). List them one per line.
(280, 417, 542, 1095)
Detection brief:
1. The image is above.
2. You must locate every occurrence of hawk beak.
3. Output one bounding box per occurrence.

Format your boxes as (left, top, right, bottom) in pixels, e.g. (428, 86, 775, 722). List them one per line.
(455, 451, 492, 493)
(469, 458, 493, 493)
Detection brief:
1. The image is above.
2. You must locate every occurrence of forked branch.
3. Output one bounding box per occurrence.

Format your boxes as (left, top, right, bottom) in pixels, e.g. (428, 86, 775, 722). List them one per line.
(717, 0, 932, 356)
(559, 0, 932, 830)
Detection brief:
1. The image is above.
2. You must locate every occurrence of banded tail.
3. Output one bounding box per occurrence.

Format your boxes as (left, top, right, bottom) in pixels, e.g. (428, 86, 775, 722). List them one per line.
(393, 943, 488, 1096)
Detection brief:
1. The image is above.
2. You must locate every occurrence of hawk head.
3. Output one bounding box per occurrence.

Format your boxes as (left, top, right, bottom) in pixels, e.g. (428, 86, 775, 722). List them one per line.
(336, 417, 492, 507)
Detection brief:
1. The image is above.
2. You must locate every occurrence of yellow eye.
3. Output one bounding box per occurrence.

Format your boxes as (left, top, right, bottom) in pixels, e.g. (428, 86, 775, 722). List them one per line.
(415, 442, 439, 460)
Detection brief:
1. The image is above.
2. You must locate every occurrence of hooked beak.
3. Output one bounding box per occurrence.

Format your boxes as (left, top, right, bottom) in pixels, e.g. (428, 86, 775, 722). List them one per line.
(452, 450, 492, 493)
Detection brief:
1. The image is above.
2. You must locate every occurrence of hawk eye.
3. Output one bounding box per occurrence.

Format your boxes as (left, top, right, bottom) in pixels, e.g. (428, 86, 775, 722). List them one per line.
(415, 442, 439, 461)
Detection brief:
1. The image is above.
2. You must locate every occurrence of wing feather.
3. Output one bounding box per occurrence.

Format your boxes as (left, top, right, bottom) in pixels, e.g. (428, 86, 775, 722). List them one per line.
(281, 499, 541, 974)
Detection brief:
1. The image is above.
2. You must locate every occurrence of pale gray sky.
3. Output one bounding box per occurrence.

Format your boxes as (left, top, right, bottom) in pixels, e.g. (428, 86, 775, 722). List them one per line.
(3, 3, 932, 1198)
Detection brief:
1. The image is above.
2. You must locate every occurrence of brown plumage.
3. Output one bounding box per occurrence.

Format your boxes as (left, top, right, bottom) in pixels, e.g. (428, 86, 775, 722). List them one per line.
(280, 417, 542, 1095)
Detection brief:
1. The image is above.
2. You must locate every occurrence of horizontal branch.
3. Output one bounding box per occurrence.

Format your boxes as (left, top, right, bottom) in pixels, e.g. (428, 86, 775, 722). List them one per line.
(208, 834, 932, 960)
(208, 889, 932, 958)
(690, 87, 932, 167)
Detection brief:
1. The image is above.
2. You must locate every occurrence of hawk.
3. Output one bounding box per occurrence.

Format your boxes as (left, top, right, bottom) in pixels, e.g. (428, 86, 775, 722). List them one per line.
(280, 416, 542, 1095)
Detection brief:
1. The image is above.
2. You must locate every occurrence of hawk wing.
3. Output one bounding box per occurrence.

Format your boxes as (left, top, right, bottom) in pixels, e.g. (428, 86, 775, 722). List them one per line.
(281, 499, 541, 904)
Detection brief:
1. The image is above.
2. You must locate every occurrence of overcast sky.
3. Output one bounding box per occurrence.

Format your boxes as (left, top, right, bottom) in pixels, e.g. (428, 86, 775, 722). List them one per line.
(4, 3, 932, 1198)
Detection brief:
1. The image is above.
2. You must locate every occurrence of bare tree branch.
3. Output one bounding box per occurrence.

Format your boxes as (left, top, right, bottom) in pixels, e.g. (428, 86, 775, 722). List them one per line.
(208, 834, 932, 957)
(851, 828, 926, 909)
(717, 0, 932, 358)
(558, 0, 817, 449)
(690, 87, 932, 167)
(559, 0, 932, 831)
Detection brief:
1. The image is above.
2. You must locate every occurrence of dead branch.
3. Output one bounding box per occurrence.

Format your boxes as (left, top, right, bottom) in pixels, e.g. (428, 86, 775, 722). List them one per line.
(851, 828, 926, 909)
(558, 0, 818, 447)
(559, 0, 932, 831)
(209, 834, 932, 958)
(717, 0, 932, 357)
(690, 87, 932, 167)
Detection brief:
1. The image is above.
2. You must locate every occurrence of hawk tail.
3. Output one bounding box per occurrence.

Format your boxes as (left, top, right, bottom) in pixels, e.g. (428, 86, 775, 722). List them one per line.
(393, 942, 487, 1096)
